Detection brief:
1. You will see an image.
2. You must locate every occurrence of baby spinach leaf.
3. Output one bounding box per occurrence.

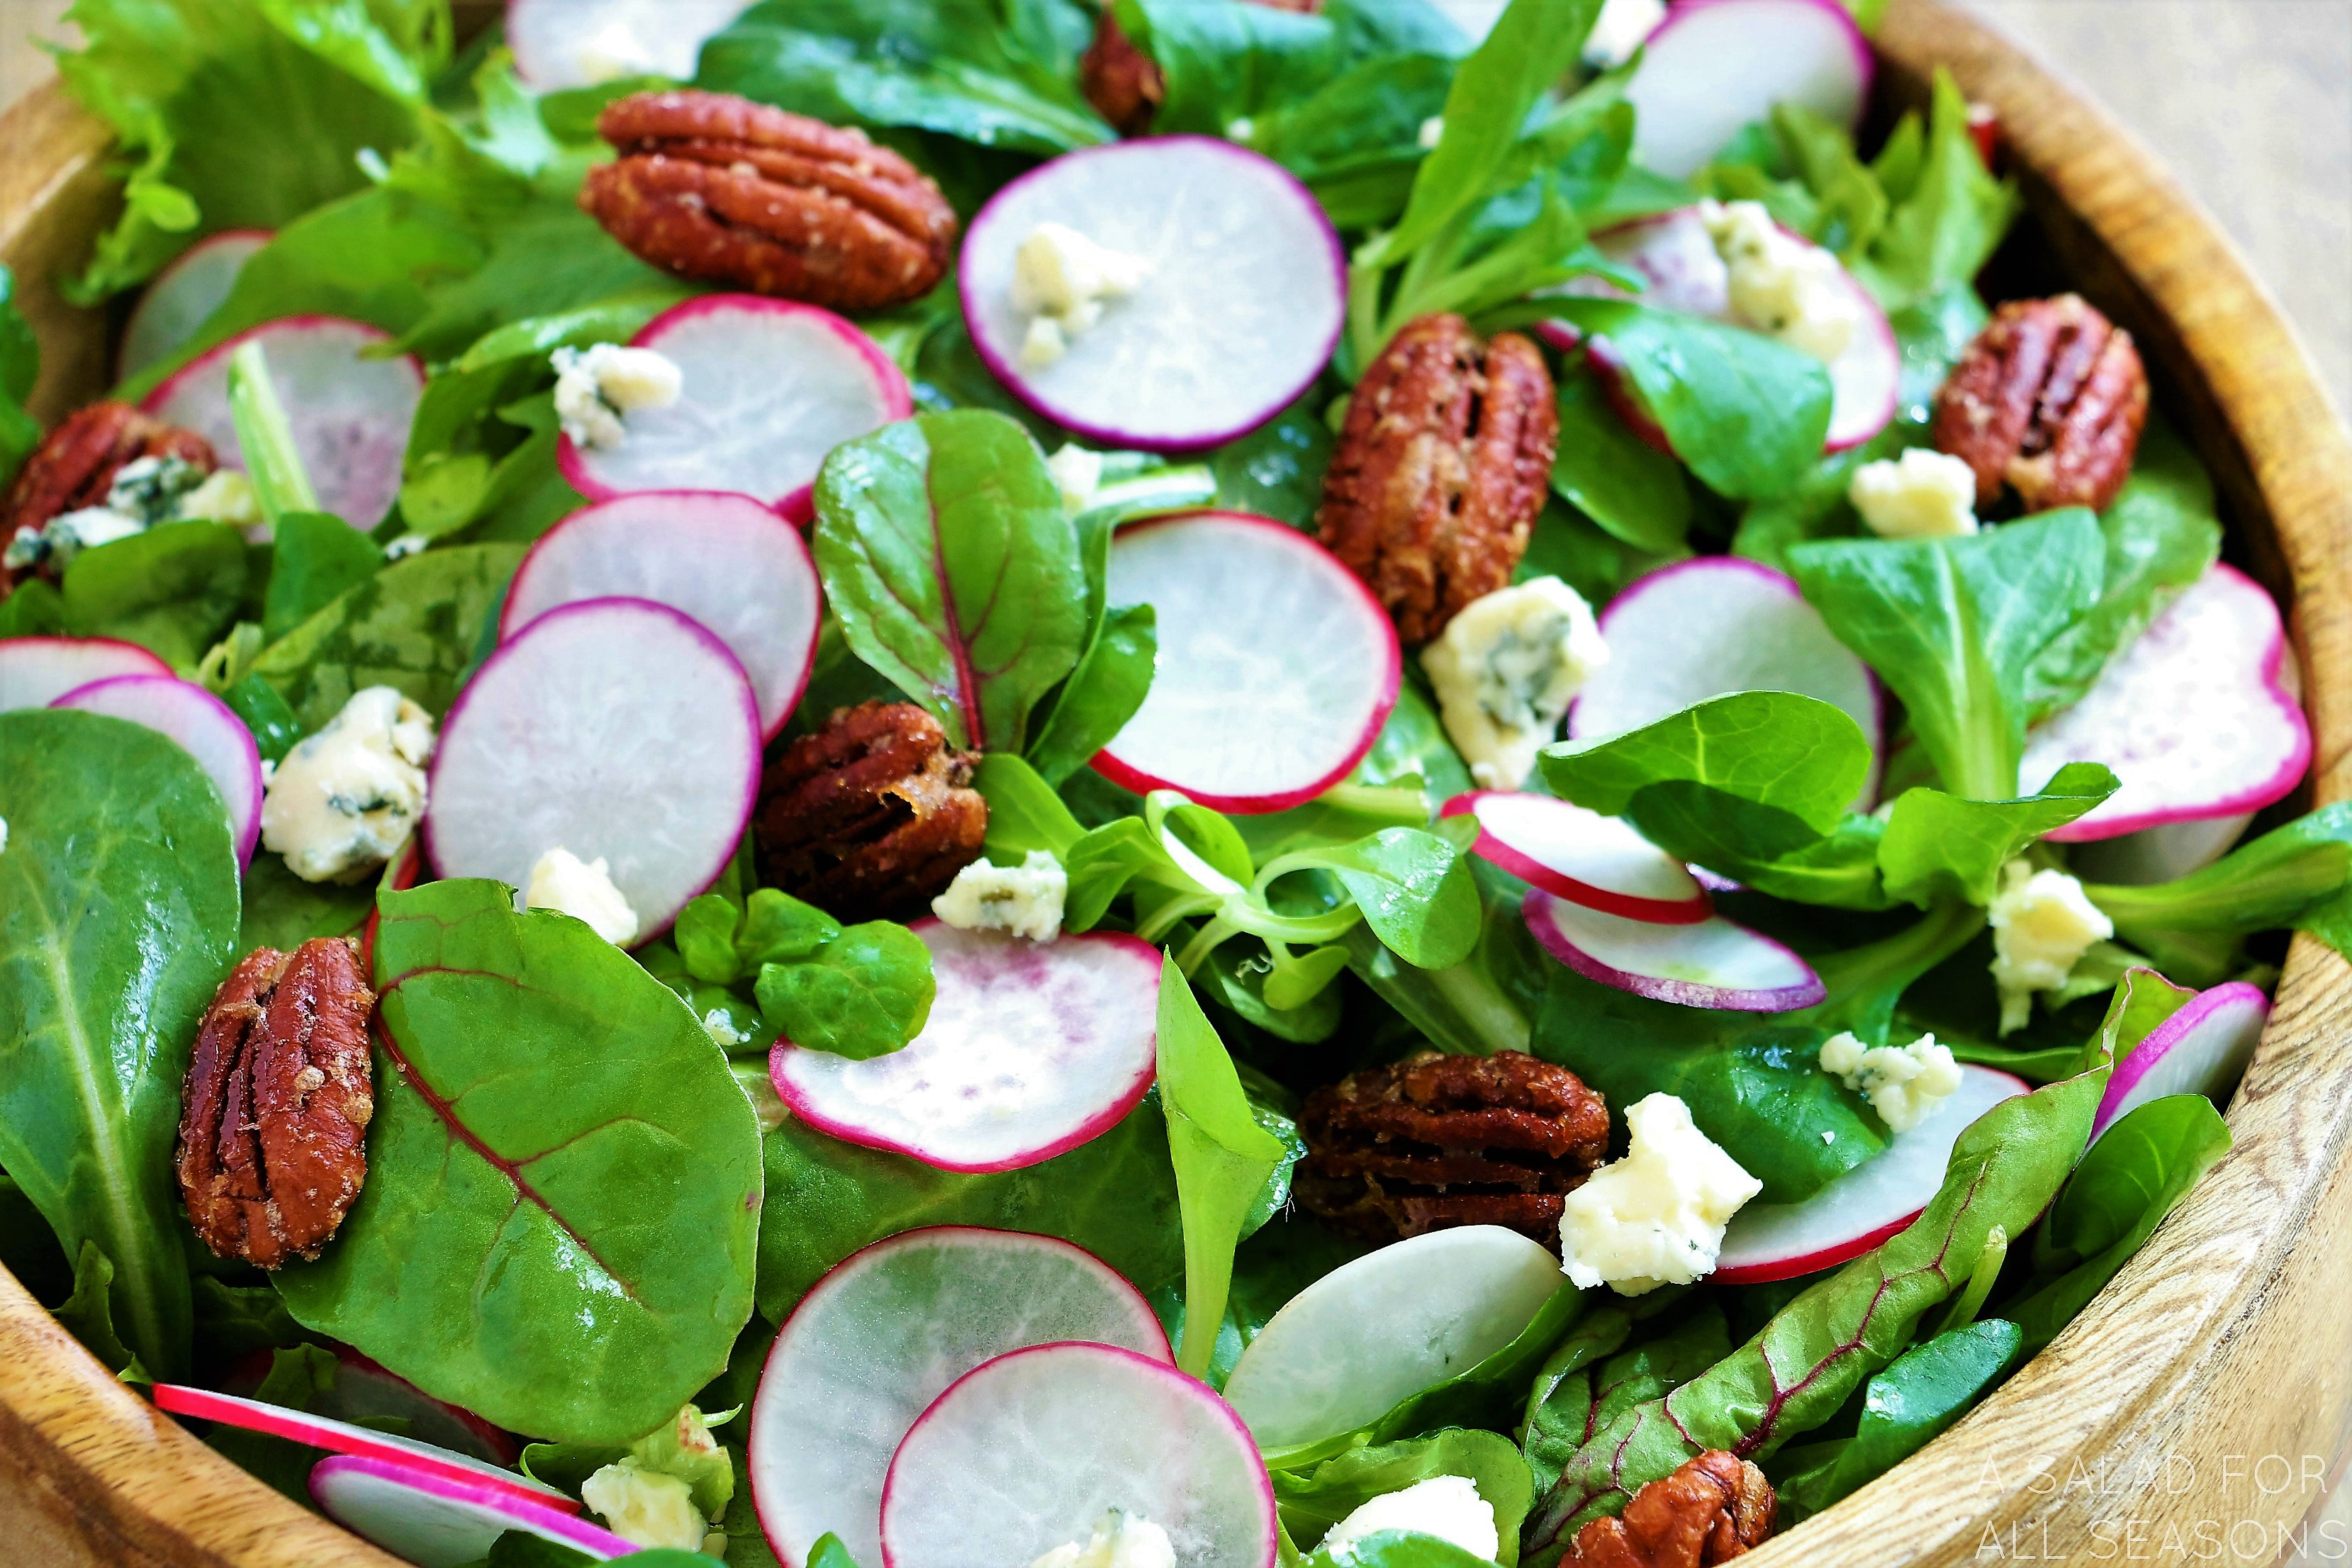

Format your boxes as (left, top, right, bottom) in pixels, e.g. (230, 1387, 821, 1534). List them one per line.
(62, 521, 252, 670)
(1113, 0, 1338, 135)
(264, 512, 386, 642)
(1025, 601, 1155, 786)
(237, 853, 375, 951)
(1874, 763, 2117, 907)
(251, 542, 523, 729)
(1275, 1429, 1535, 1563)
(1249, 52, 1455, 229)
(1206, 393, 1335, 528)
(1549, 365, 1692, 554)
(754, 921, 934, 1060)
(0, 710, 241, 1379)
(276, 880, 762, 1444)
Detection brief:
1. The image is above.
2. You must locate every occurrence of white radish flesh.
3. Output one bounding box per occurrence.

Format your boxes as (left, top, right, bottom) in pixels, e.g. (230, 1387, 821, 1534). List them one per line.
(1523, 887, 1826, 1012)
(152, 1384, 566, 1506)
(0, 637, 171, 712)
(120, 230, 270, 379)
(2092, 982, 2268, 1143)
(52, 675, 264, 866)
(310, 1455, 633, 1568)
(1442, 790, 1710, 923)
(1625, 0, 1873, 179)
(505, 0, 747, 89)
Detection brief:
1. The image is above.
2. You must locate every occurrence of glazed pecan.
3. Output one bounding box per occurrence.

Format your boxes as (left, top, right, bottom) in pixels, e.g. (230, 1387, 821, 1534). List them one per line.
(2, 401, 215, 592)
(177, 938, 376, 1270)
(753, 700, 988, 922)
(1931, 293, 2149, 513)
(1569, 1452, 1776, 1567)
(1317, 313, 1558, 645)
(1296, 1050, 1609, 1245)
(581, 90, 958, 312)
(1080, 0, 1321, 135)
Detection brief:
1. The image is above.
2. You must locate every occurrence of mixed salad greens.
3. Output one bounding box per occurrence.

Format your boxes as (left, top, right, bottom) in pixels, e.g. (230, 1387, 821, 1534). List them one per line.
(1, 0, 2345, 1565)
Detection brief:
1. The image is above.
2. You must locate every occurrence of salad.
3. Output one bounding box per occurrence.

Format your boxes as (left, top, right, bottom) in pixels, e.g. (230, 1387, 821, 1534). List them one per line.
(0, 0, 2343, 1565)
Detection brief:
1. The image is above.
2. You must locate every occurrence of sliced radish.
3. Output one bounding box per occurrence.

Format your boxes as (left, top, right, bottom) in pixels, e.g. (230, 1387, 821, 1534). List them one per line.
(142, 315, 423, 529)
(425, 597, 762, 940)
(1570, 556, 1883, 807)
(119, 230, 270, 378)
(557, 295, 910, 525)
(500, 491, 820, 739)
(52, 675, 264, 866)
(1442, 790, 1710, 924)
(1624, 0, 1874, 179)
(2091, 982, 2268, 1143)
(506, 0, 747, 89)
(880, 1342, 1277, 1568)
(1523, 887, 1825, 1012)
(0, 636, 172, 712)
(750, 1226, 1172, 1568)
(327, 1351, 520, 1468)
(1093, 512, 1399, 813)
(2026, 564, 2309, 842)
(310, 1455, 632, 1568)
(1714, 1065, 2028, 1284)
(960, 138, 1345, 452)
(770, 921, 1160, 1173)
(152, 1385, 566, 1508)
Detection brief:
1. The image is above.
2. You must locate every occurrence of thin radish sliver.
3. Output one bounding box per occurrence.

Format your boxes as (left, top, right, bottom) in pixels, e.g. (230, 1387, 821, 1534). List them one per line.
(751, 1226, 1171, 1568)
(771, 922, 1160, 1173)
(311, 1455, 633, 1568)
(2025, 564, 2308, 841)
(961, 138, 1345, 451)
(881, 1343, 1277, 1568)
(1442, 790, 1709, 924)
(0, 636, 171, 712)
(558, 295, 909, 522)
(52, 675, 264, 866)
(120, 230, 269, 378)
(1625, 0, 1873, 179)
(425, 596, 761, 939)
(1095, 513, 1399, 813)
(506, 0, 746, 88)
(501, 491, 821, 738)
(142, 315, 422, 529)
(1523, 887, 1825, 1012)
(2092, 982, 2268, 1143)
(1715, 1067, 2027, 1283)
(152, 1384, 567, 1507)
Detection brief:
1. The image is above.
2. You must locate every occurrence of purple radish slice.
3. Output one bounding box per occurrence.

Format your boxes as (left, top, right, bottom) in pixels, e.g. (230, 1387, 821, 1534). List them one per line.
(750, 1226, 1172, 1568)
(1714, 1066, 2029, 1284)
(500, 491, 822, 739)
(880, 1342, 1277, 1568)
(506, 0, 747, 89)
(2026, 564, 2309, 842)
(1094, 512, 1399, 814)
(1623, 0, 1874, 179)
(556, 295, 910, 525)
(425, 596, 762, 941)
(118, 229, 270, 379)
(959, 138, 1345, 452)
(311, 1454, 632, 1568)
(1440, 790, 1710, 924)
(141, 315, 423, 529)
(51, 675, 264, 866)
(152, 1385, 569, 1508)
(2091, 982, 2268, 1143)
(0, 636, 172, 712)
(1523, 887, 1825, 1012)
(770, 921, 1160, 1173)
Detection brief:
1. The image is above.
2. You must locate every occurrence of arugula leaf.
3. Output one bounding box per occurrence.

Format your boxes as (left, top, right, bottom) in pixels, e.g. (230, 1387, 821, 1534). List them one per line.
(1548, 364, 1692, 554)
(1854, 69, 2021, 311)
(60, 521, 252, 671)
(251, 542, 522, 729)
(264, 513, 386, 642)
(754, 922, 935, 1061)
(1874, 763, 2117, 907)
(1274, 1430, 1535, 1563)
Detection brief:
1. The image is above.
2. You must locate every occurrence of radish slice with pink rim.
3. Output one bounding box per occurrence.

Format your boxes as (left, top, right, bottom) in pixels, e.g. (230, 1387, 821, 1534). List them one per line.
(2025, 564, 2309, 842)
(325, 1350, 520, 1467)
(506, 0, 745, 89)
(51, 676, 264, 866)
(500, 490, 822, 739)
(1441, 790, 1710, 924)
(119, 229, 270, 378)
(750, 1226, 1172, 1568)
(959, 138, 1345, 452)
(771, 921, 1161, 1173)
(0, 636, 171, 712)
(141, 315, 423, 529)
(2091, 982, 2267, 1143)
(557, 295, 911, 524)
(1624, 0, 1874, 179)
(1714, 1065, 2029, 1284)
(880, 1341, 1277, 1568)
(1523, 887, 1826, 1012)
(425, 596, 763, 941)
(1094, 512, 1399, 813)
(310, 1454, 633, 1568)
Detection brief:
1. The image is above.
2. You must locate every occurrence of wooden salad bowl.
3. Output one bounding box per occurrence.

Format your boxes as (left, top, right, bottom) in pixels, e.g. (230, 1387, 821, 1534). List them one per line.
(3, 3, 2351, 1564)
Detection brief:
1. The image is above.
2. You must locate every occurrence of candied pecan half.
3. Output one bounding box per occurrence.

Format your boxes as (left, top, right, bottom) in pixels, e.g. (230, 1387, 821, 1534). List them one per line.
(581, 90, 958, 312)
(754, 700, 988, 922)
(1569, 1452, 1776, 1567)
(2, 401, 215, 593)
(1317, 313, 1558, 645)
(1931, 293, 2149, 513)
(1296, 1049, 1608, 1245)
(1081, 0, 1322, 135)
(177, 938, 376, 1270)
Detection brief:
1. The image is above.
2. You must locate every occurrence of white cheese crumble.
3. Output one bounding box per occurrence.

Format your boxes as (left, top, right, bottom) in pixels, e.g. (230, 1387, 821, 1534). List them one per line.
(1698, 199, 1861, 364)
(1584, 0, 1666, 67)
(1011, 223, 1152, 367)
(259, 687, 435, 883)
(1416, 116, 1446, 150)
(1558, 1092, 1762, 1296)
(1047, 443, 1106, 513)
(581, 1462, 705, 1552)
(1819, 1030, 1963, 1133)
(932, 849, 1068, 942)
(1026, 1511, 1177, 1568)
(1323, 1476, 1499, 1562)
(1988, 858, 2114, 1033)
(1422, 576, 1609, 791)
(552, 343, 684, 450)
(526, 847, 642, 947)
(382, 532, 430, 561)
(1848, 448, 1981, 539)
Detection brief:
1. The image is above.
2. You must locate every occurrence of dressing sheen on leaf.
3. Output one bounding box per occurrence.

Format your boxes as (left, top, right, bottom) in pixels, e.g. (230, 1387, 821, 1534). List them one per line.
(275, 879, 761, 1445)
